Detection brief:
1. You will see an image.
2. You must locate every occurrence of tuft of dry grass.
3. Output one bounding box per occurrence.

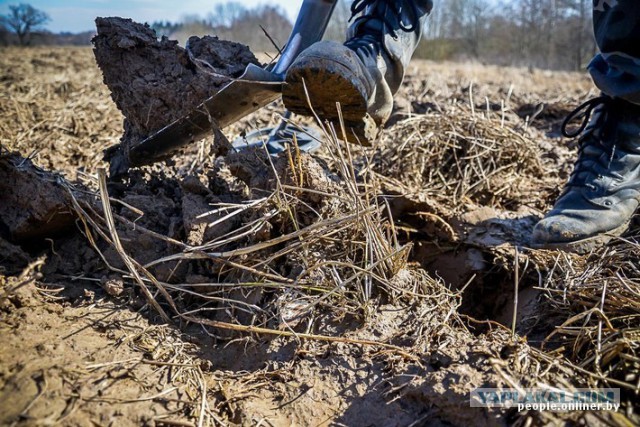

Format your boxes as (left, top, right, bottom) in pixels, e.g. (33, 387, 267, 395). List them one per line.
(539, 241, 640, 395)
(372, 103, 545, 209)
(66, 125, 440, 344)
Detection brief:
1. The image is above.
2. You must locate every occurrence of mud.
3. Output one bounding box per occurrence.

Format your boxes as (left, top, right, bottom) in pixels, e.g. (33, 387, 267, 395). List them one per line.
(0, 238, 30, 276)
(42, 145, 341, 291)
(200, 302, 515, 427)
(0, 154, 74, 243)
(92, 17, 259, 167)
(0, 153, 75, 274)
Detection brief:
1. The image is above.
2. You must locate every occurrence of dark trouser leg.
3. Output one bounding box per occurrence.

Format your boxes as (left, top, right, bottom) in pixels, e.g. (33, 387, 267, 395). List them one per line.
(589, 0, 640, 103)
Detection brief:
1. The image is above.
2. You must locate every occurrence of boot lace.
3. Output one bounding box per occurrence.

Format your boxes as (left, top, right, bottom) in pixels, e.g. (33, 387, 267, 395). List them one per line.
(349, 0, 420, 39)
(561, 96, 619, 191)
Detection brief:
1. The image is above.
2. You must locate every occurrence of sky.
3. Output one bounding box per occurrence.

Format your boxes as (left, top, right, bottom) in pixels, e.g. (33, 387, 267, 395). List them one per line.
(0, 0, 303, 33)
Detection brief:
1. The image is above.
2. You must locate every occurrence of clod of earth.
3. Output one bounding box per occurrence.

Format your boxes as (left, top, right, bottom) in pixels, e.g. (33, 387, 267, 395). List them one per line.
(92, 17, 259, 174)
(0, 154, 74, 242)
(0, 153, 75, 275)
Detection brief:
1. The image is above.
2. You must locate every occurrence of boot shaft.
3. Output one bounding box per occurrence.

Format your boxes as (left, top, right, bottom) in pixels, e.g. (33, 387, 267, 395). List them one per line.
(346, 0, 433, 94)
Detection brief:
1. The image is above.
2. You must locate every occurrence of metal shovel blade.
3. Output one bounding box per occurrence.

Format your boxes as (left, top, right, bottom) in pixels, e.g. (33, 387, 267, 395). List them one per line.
(124, 64, 282, 170)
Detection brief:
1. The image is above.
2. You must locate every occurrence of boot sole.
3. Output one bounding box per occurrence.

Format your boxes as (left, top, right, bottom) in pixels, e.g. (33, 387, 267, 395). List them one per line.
(283, 55, 378, 146)
(530, 221, 629, 254)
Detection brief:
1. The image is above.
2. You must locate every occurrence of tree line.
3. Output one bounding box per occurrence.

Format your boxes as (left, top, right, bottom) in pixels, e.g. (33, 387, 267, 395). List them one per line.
(419, 0, 595, 70)
(277, 0, 596, 71)
(317, 0, 595, 71)
(1, 1, 596, 71)
(151, 2, 293, 54)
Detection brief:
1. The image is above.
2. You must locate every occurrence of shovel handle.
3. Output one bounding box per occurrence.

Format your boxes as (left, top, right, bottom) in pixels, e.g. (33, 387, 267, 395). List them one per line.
(272, 0, 339, 76)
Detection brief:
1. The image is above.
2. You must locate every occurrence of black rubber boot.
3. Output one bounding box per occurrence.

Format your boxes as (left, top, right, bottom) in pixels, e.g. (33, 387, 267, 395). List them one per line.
(283, 0, 433, 145)
(532, 96, 640, 253)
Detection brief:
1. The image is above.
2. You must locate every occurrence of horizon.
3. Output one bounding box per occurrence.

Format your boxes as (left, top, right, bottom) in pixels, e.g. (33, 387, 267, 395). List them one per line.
(0, 0, 303, 33)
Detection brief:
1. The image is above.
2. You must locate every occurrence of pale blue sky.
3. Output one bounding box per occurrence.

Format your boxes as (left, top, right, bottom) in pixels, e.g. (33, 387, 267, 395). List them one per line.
(0, 0, 303, 33)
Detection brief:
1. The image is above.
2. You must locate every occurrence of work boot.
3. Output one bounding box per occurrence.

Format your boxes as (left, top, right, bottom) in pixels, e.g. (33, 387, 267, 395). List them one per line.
(532, 96, 640, 253)
(283, 0, 433, 145)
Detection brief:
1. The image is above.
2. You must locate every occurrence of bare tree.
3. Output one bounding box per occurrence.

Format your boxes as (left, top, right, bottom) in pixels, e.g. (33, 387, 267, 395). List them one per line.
(323, 0, 351, 42)
(167, 2, 292, 53)
(0, 21, 10, 46)
(207, 2, 246, 28)
(228, 5, 293, 53)
(504, 0, 595, 70)
(563, 0, 594, 70)
(431, 0, 491, 59)
(1, 3, 50, 46)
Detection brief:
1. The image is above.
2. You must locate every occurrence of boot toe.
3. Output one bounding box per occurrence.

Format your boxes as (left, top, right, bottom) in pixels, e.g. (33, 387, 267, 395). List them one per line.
(283, 41, 370, 121)
(283, 41, 378, 145)
(532, 215, 593, 246)
(531, 212, 630, 253)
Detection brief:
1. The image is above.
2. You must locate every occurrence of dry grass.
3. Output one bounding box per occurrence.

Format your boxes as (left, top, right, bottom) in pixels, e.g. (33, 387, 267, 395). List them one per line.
(1, 47, 639, 425)
(541, 243, 640, 393)
(372, 103, 545, 209)
(0, 47, 120, 178)
(66, 128, 440, 346)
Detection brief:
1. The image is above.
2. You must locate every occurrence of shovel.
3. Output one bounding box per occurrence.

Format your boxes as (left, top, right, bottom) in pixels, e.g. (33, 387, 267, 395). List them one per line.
(111, 0, 338, 175)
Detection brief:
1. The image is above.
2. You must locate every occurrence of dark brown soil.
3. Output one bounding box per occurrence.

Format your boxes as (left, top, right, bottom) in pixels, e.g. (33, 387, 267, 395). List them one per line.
(92, 17, 259, 170)
(37, 144, 343, 301)
(0, 153, 75, 275)
(0, 154, 74, 243)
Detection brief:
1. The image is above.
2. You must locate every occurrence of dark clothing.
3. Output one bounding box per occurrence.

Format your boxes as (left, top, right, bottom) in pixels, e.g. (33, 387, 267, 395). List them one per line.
(589, 0, 640, 103)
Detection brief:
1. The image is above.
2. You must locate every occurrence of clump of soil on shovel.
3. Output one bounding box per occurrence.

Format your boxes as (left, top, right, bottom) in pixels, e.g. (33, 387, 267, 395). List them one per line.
(92, 17, 260, 173)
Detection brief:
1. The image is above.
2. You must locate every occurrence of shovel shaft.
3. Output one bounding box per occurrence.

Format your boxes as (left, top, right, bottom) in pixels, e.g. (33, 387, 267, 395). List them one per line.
(272, 0, 339, 76)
